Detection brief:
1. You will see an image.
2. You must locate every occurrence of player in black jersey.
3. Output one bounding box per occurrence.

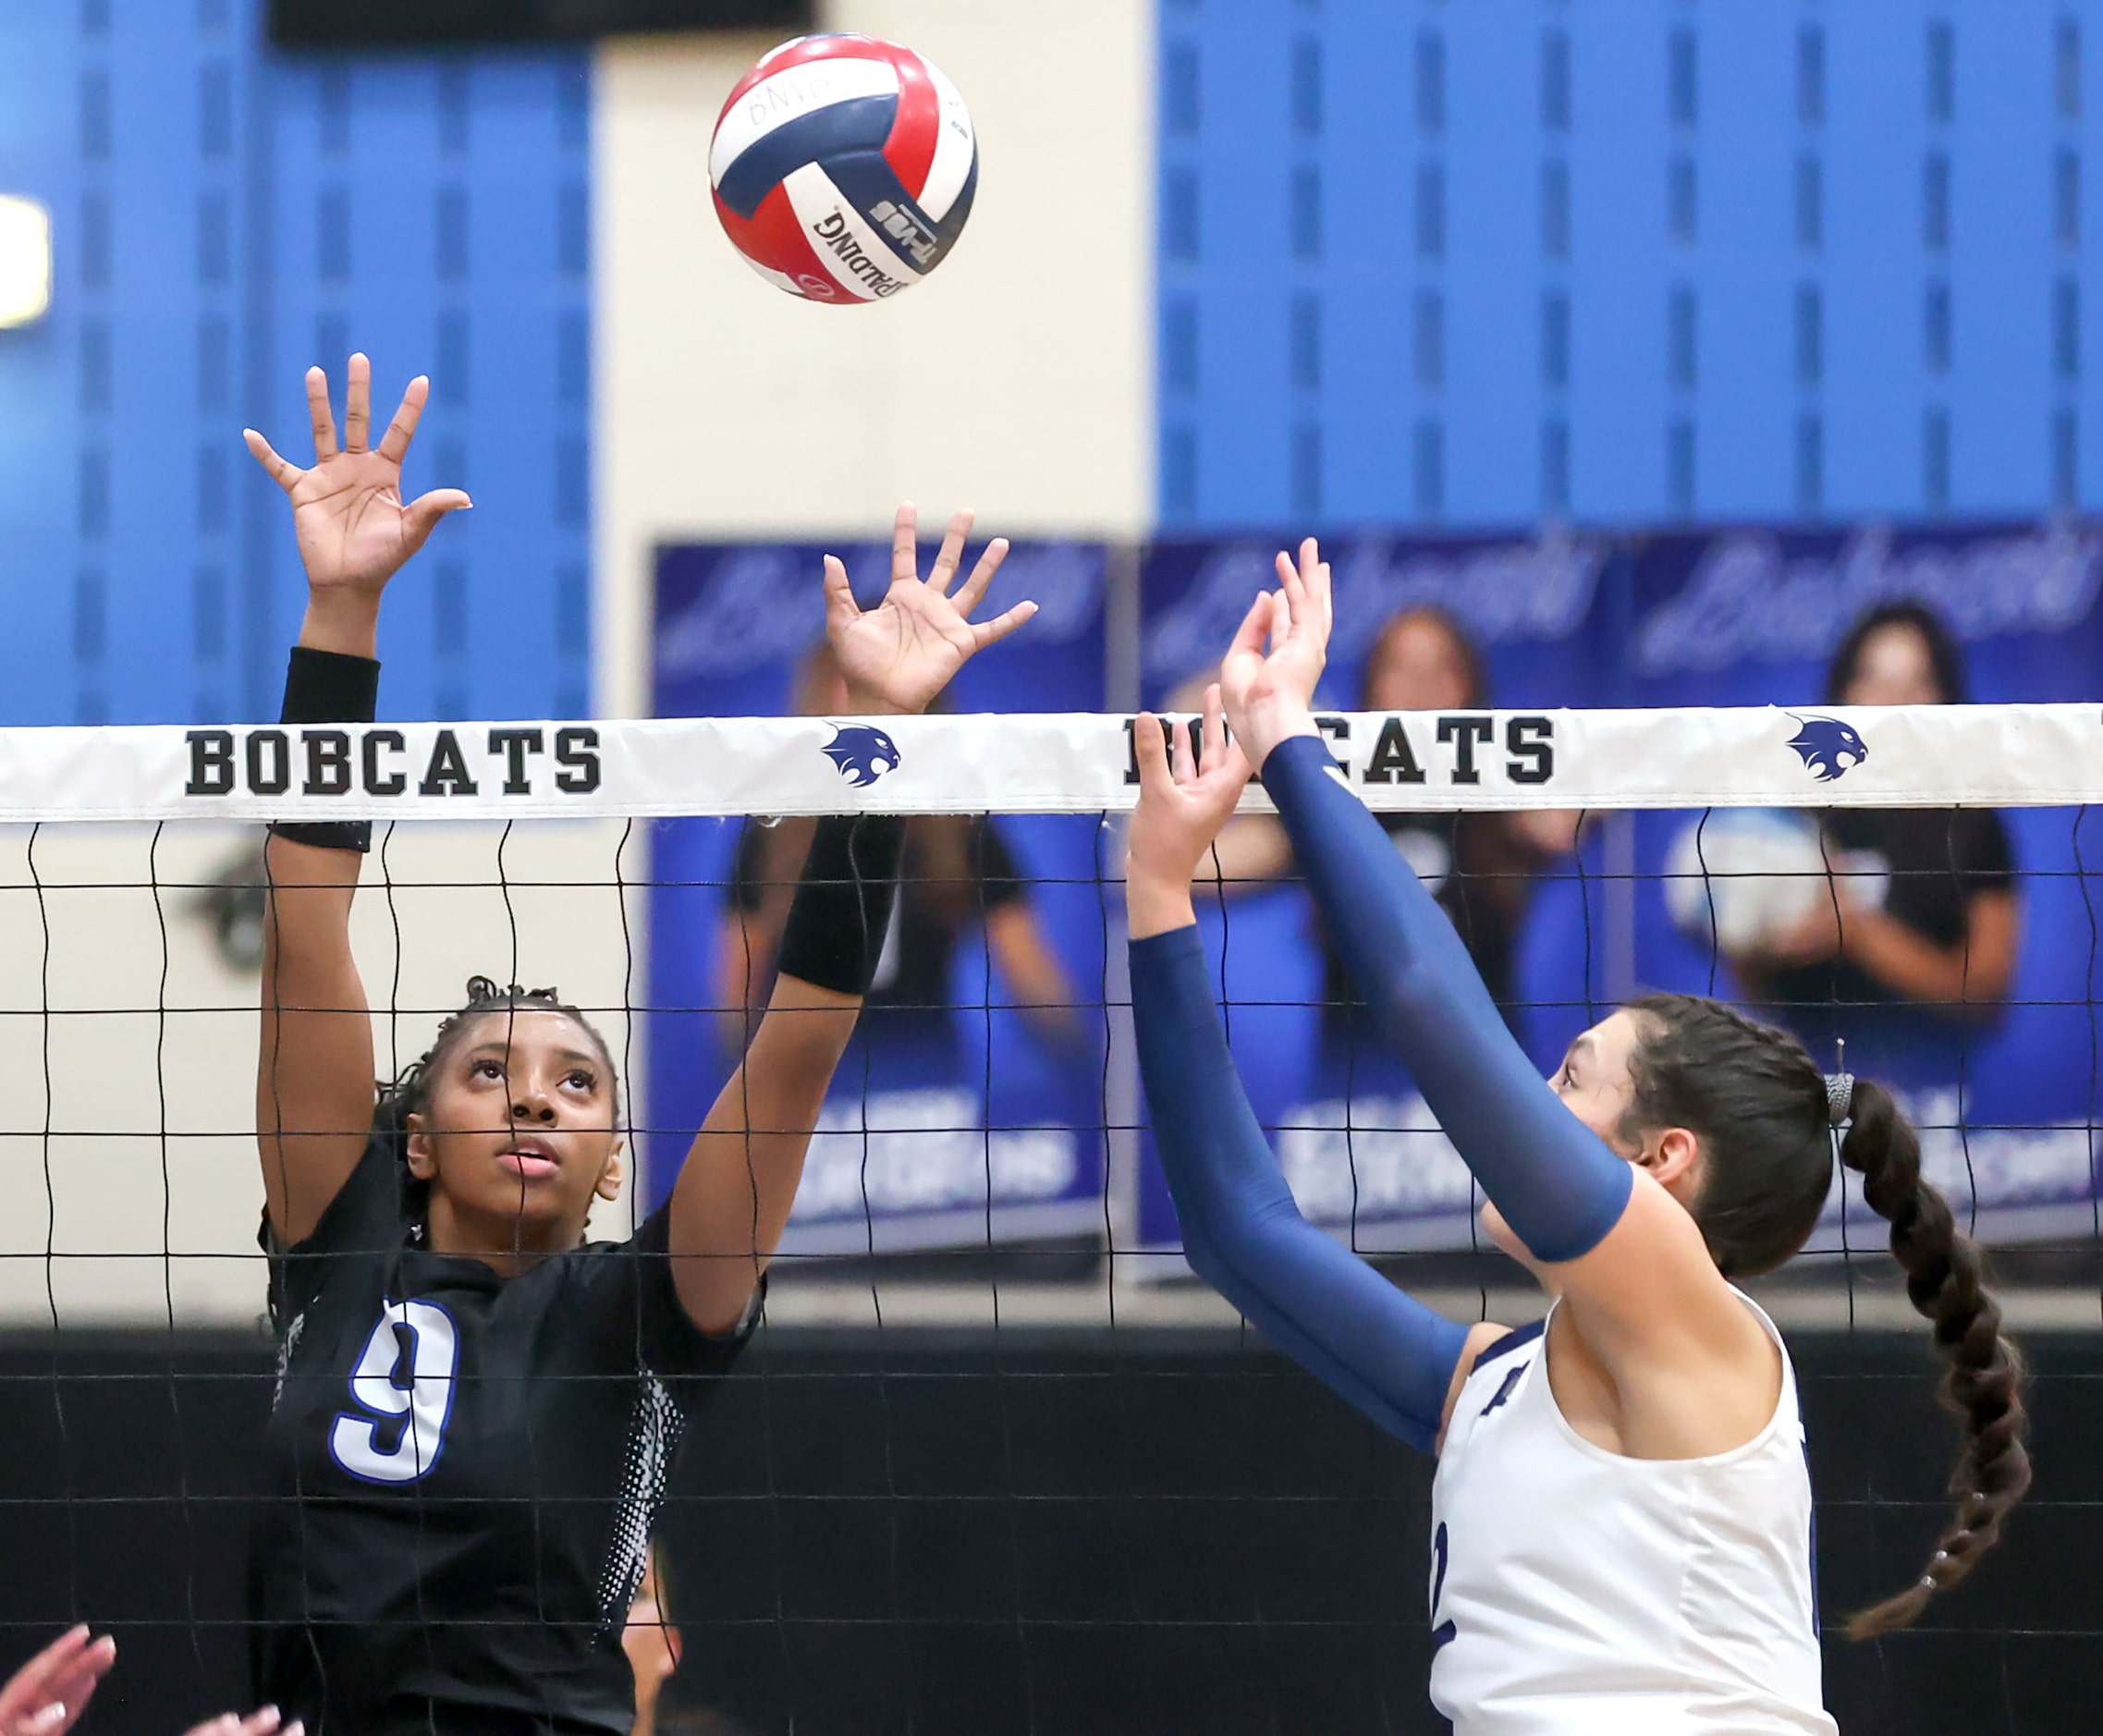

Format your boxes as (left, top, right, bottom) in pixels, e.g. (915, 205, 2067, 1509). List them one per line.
(239, 357, 1037, 1735)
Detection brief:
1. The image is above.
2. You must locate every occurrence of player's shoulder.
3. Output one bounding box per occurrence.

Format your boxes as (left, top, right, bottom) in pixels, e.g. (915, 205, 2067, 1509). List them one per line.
(1471, 1319, 1543, 1370)
(263, 1134, 404, 1335)
(268, 1129, 404, 1261)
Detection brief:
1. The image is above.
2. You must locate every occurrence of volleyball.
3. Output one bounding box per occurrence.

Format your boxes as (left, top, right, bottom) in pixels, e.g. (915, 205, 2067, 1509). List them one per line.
(1662, 809, 1831, 953)
(708, 34, 979, 304)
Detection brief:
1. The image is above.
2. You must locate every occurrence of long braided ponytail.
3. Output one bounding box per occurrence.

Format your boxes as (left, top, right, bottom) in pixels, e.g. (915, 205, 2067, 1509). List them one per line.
(1836, 1078, 2031, 1638)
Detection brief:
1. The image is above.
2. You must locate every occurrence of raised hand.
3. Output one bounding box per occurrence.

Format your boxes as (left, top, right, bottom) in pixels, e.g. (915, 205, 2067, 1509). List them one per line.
(244, 355, 471, 654)
(0, 1626, 114, 1736)
(1217, 536, 1332, 771)
(823, 504, 1036, 715)
(1125, 686, 1253, 938)
(0, 1629, 297, 1736)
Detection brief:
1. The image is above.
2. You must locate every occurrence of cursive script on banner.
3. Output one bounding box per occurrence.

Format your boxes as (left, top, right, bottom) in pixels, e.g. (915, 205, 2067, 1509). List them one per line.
(1143, 528, 1608, 683)
(1635, 520, 2103, 676)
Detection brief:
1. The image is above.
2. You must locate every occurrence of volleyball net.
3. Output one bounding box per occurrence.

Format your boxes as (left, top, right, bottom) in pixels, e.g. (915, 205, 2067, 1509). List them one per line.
(4, 701, 2100, 1731)
(1, 701, 2098, 1332)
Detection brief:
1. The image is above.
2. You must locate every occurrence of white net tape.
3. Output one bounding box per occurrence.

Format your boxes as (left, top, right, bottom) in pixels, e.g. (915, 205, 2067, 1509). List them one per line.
(0, 703, 2097, 822)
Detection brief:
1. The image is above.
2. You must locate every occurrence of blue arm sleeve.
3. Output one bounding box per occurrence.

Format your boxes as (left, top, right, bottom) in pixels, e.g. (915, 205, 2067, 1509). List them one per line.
(1131, 924, 1470, 1453)
(1260, 733, 1632, 1264)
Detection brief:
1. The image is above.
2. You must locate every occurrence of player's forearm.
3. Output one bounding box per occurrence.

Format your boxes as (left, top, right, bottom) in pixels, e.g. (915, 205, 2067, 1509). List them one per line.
(298, 591, 381, 659)
(1841, 901, 2015, 1009)
(668, 1125, 812, 1310)
(1124, 865, 1198, 939)
(671, 814, 898, 1320)
(259, 835, 361, 992)
(986, 907, 1071, 1004)
(256, 639, 373, 972)
(1260, 735, 1631, 1264)
(1229, 696, 1322, 775)
(673, 1000, 856, 1326)
(1131, 924, 1468, 1452)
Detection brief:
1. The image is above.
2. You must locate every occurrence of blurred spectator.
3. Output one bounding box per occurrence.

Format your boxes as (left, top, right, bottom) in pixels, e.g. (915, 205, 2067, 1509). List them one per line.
(719, 643, 1080, 1057)
(1740, 602, 2020, 1030)
(1187, 605, 1578, 1031)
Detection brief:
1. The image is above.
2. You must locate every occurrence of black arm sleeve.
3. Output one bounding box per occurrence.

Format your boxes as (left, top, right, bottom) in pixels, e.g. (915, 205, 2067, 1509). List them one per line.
(972, 817, 1028, 911)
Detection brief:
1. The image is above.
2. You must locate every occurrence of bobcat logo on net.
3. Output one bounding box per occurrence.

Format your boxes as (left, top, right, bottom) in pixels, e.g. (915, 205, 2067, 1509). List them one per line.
(182, 725, 603, 801)
(1786, 715, 1868, 783)
(822, 725, 901, 789)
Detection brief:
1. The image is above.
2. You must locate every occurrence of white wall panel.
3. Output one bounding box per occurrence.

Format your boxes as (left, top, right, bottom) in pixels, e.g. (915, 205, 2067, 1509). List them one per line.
(594, 4, 1154, 718)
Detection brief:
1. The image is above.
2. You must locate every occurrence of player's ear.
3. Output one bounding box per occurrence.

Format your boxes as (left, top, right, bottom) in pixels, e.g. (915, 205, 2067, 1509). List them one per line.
(594, 1143, 624, 1203)
(1638, 1124, 1701, 1192)
(404, 1112, 437, 1180)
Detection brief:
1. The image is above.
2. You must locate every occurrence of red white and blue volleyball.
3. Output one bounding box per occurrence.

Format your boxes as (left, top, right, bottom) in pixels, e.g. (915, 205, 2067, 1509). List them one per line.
(709, 35, 979, 304)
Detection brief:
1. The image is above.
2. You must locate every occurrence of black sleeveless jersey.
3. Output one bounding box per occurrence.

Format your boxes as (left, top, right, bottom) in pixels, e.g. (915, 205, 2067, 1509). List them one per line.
(247, 1135, 755, 1735)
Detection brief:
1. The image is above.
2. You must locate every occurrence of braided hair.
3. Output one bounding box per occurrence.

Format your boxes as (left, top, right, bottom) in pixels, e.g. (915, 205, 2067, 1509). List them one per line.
(1622, 994, 2030, 1636)
(1834, 1079, 2032, 1638)
(376, 975, 621, 1143)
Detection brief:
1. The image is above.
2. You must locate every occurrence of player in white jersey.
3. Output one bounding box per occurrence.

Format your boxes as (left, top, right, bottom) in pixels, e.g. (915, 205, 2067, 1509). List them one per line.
(1121, 544, 2030, 1733)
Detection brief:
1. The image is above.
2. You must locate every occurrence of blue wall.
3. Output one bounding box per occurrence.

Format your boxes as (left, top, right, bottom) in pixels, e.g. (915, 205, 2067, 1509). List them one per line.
(1158, 2, 2101, 530)
(0, 0, 590, 727)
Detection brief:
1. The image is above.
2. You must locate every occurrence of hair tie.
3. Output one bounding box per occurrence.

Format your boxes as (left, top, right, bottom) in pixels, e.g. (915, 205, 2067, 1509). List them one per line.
(1825, 1037, 1854, 1128)
(1825, 1072, 1855, 1127)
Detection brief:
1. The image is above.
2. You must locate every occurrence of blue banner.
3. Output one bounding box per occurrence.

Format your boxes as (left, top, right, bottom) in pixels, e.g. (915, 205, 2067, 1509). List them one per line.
(1622, 522, 2103, 1241)
(645, 521, 2101, 1256)
(1140, 528, 1621, 710)
(647, 538, 1113, 1252)
(1134, 520, 2103, 1253)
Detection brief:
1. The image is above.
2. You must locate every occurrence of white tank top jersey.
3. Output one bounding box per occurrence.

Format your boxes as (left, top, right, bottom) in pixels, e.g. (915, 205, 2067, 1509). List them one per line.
(1427, 1291, 1837, 1735)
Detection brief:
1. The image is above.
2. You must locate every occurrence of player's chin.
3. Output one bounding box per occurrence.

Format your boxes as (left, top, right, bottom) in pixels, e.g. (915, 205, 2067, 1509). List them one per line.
(472, 1149, 579, 1210)
(473, 1175, 586, 1228)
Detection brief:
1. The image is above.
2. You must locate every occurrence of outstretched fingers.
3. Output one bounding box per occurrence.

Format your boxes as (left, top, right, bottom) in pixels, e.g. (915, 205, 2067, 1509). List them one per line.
(401, 488, 473, 553)
(304, 367, 338, 460)
(242, 429, 303, 495)
(40, 1642, 116, 1713)
(1273, 546, 1309, 630)
(890, 502, 921, 588)
(966, 598, 1037, 652)
(1273, 548, 1299, 599)
(1168, 705, 1199, 785)
(1132, 712, 1174, 797)
(822, 554, 862, 638)
(1198, 684, 1228, 776)
(927, 508, 974, 596)
(1226, 587, 1275, 667)
(375, 376, 432, 465)
(951, 536, 1009, 616)
(4, 1625, 115, 1736)
(1300, 535, 1333, 636)
(342, 352, 372, 454)
(1272, 539, 1327, 638)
